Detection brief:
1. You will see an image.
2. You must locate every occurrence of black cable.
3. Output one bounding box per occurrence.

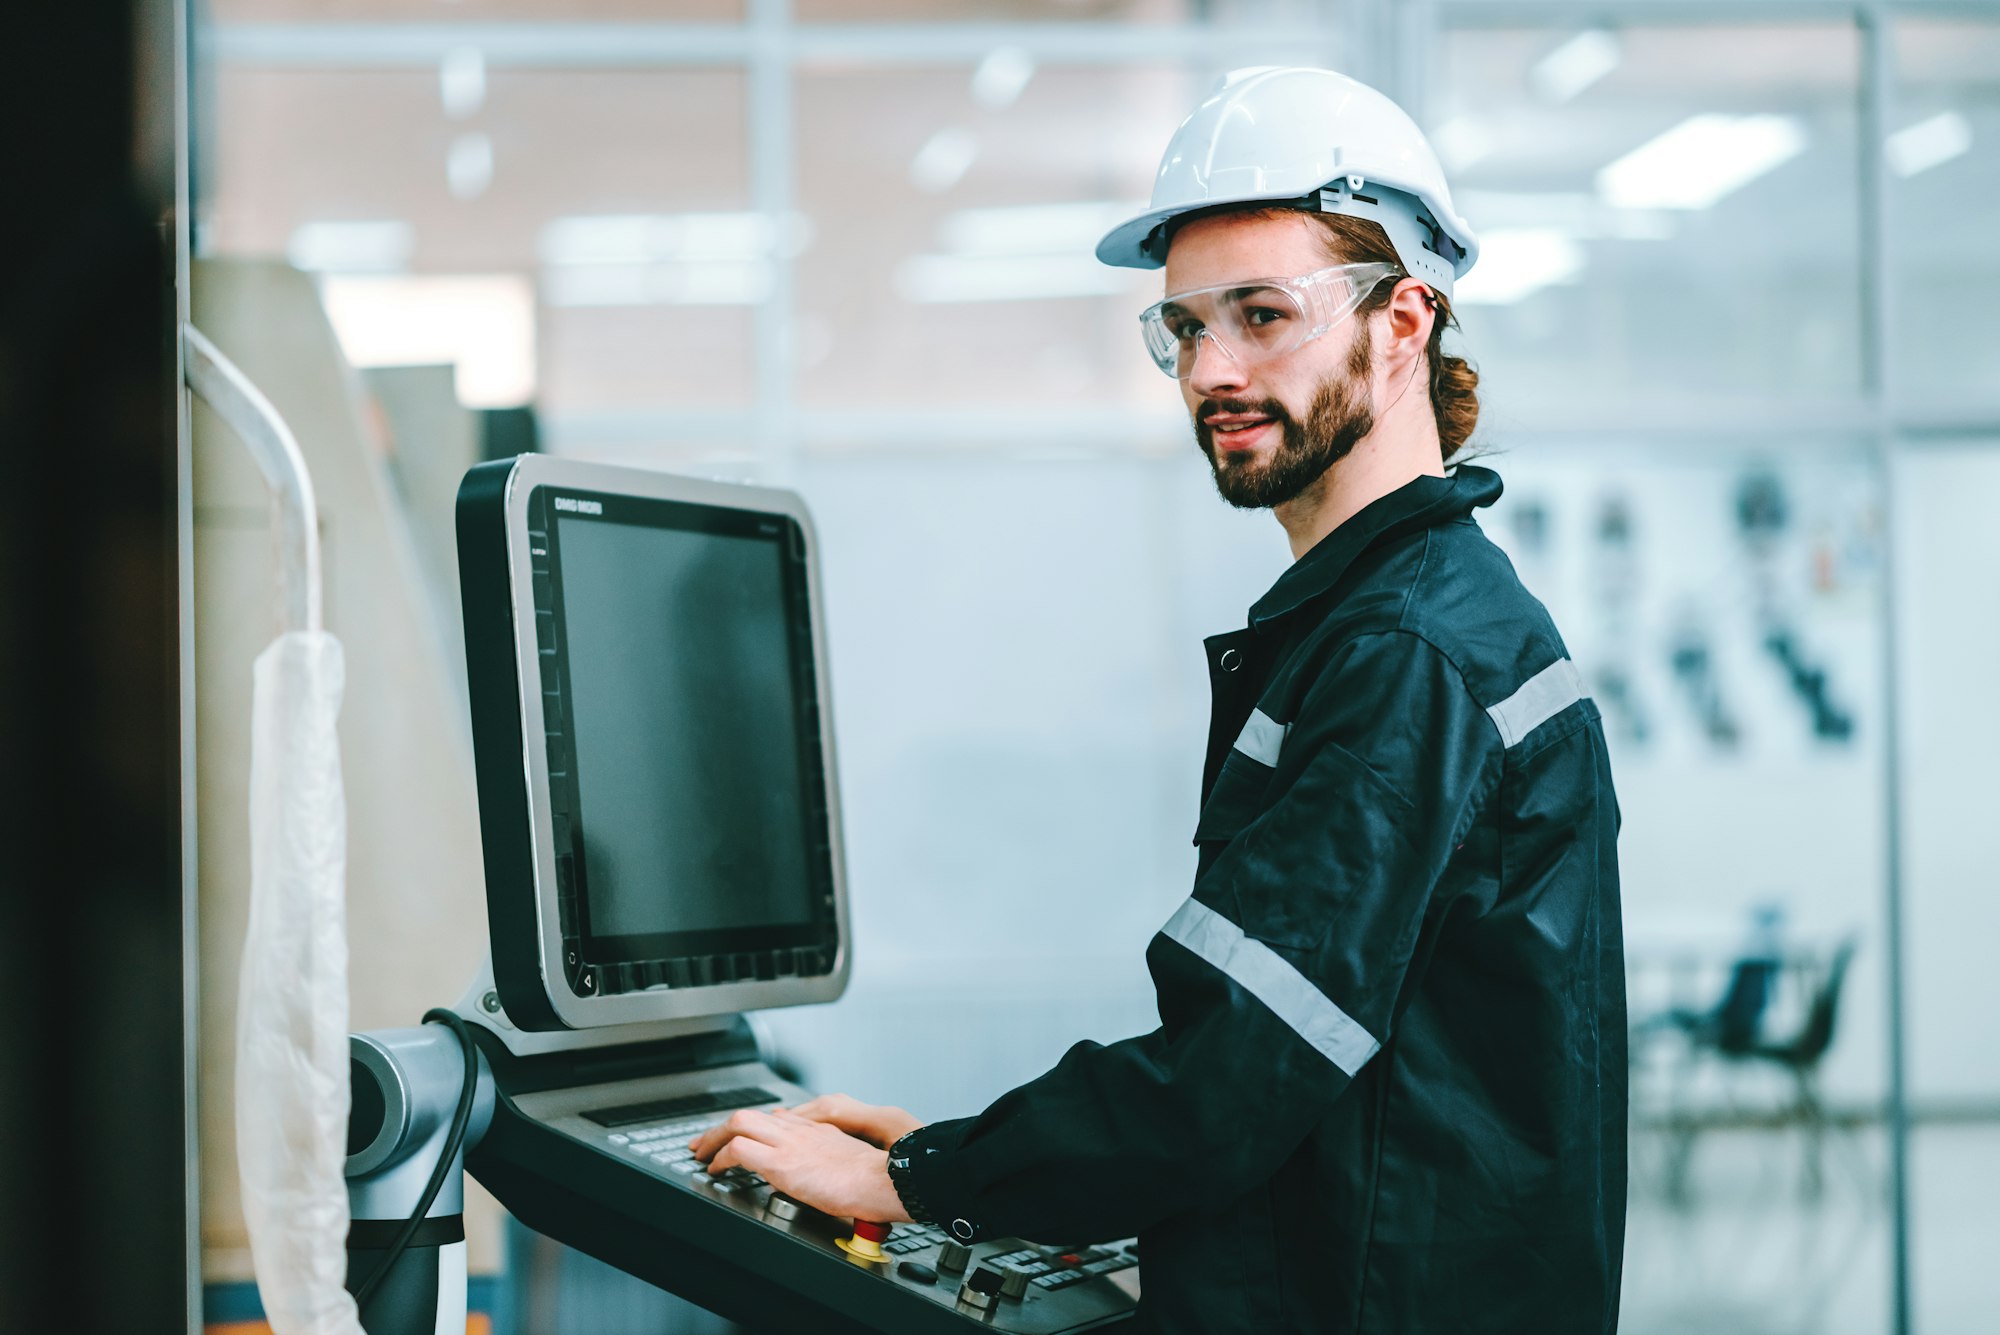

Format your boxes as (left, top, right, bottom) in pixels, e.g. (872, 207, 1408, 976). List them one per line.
(352, 1008, 481, 1314)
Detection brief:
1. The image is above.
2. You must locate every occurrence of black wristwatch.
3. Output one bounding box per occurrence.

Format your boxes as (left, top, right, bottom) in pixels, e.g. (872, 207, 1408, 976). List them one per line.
(885, 1129, 933, 1224)
(887, 1129, 983, 1242)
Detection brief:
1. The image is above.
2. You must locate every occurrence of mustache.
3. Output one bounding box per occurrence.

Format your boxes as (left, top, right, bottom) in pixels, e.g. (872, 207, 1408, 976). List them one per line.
(1197, 397, 1291, 428)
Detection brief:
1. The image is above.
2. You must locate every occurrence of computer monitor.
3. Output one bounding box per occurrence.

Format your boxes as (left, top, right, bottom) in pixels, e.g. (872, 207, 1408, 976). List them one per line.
(457, 455, 851, 1031)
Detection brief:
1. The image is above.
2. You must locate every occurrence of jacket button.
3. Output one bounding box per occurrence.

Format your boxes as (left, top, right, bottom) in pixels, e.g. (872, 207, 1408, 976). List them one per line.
(1219, 648, 1242, 672)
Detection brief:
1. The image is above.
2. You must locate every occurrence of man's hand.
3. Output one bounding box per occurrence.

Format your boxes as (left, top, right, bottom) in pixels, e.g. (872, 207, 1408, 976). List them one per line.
(782, 1093, 925, 1149)
(689, 1107, 912, 1224)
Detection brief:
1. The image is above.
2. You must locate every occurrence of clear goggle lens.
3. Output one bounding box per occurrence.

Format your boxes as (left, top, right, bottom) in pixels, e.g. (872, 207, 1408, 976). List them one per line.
(1138, 262, 1401, 380)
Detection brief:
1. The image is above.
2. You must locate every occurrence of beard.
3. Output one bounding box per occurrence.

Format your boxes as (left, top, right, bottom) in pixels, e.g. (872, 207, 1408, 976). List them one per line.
(1194, 323, 1375, 510)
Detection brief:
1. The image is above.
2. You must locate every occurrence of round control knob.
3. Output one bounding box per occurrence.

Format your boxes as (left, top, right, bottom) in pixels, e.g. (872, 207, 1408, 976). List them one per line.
(766, 1193, 802, 1222)
(999, 1266, 1031, 1300)
(937, 1241, 972, 1273)
(958, 1266, 1004, 1312)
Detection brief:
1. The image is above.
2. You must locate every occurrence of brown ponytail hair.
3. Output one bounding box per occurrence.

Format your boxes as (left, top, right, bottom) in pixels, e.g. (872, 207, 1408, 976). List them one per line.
(1256, 210, 1481, 461)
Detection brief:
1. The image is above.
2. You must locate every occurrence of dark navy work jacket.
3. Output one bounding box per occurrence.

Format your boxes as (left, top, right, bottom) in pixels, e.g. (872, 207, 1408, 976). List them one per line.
(893, 466, 1627, 1334)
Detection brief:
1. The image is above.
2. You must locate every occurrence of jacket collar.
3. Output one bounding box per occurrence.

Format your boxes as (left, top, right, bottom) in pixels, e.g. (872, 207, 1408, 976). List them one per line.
(1248, 464, 1503, 632)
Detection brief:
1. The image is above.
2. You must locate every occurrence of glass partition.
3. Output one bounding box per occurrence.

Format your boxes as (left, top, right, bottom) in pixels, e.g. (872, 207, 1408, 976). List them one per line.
(793, 63, 1186, 420)
(208, 0, 741, 20)
(1429, 23, 1863, 422)
(1890, 19, 2000, 408)
(201, 65, 755, 435)
(793, 0, 1187, 22)
(1892, 437, 2000, 1332)
(1481, 443, 1893, 1334)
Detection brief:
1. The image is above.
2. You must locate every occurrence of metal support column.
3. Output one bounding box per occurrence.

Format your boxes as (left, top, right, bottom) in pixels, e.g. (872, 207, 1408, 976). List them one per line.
(1858, 6, 1914, 1333)
(749, 0, 797, 485)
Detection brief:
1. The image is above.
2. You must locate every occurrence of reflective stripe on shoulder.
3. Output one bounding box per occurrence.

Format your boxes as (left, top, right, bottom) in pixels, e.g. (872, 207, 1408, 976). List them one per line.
(1487, 657, 1586, 749)
(1232, 708, 1288, 767)
(1160, 898, 1381, 1078)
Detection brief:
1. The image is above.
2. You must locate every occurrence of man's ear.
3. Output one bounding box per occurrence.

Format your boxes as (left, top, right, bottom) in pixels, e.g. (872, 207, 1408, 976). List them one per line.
(1384, 278, 1436, 360)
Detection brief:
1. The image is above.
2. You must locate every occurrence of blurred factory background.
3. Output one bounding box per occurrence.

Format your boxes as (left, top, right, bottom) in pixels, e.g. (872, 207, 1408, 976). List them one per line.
(185, 2, 2000, 1333)
(4, 1, 1995, 1333)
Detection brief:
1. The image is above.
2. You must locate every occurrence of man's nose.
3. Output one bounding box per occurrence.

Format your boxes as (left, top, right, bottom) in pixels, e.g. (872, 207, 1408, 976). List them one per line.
(1185, 330, 1248, 396)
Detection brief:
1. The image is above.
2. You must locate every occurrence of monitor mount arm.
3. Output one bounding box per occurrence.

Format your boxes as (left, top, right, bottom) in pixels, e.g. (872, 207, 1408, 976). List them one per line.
(343, 968, 762, 1335)
(344, 1021, 494, 1335)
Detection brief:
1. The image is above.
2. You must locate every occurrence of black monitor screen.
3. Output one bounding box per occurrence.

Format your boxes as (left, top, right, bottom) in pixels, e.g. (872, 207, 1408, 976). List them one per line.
(534, 487, 835, 988)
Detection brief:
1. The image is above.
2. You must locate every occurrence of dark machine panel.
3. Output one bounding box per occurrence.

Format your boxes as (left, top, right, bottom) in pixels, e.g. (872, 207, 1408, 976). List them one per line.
(470, 1026, 1139, 1335)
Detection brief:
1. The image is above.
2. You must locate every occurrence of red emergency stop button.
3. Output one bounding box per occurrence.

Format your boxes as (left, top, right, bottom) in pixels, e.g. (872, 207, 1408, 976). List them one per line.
(837, 1218, 891, 1264)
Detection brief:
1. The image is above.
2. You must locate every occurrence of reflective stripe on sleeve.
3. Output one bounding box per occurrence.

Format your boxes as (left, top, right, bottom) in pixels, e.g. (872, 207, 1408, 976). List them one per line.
(1232, 708, 1288, 767)
(1486, 657, 1586, 749)
(1160, 898, 1381, 1077)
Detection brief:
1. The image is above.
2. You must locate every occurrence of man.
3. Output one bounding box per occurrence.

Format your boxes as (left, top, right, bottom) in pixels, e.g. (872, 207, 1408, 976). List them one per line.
(693, 67, 1626, 1334)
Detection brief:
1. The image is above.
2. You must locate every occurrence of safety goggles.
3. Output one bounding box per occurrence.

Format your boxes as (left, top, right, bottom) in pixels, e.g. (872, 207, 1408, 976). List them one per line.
(1138, 261, 1401, 380)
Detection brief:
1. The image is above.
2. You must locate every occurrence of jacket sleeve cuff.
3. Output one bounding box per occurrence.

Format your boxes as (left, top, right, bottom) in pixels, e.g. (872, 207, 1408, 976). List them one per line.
(887, 1119, 988, 1243)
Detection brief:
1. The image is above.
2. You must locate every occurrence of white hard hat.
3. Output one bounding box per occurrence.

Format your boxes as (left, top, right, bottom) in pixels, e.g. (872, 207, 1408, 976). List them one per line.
(1097, 66, 1479, 300)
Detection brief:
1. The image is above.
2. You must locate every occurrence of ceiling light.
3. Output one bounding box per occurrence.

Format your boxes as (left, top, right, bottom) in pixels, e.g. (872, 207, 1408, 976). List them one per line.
(317, 274, 534, 407)
(895, 253, 1127, 304)
(539, 212, 802, 266)
(286, 220, 414, 274)
(971, 47, 1036, 109)
(536, 213, 803, 307)
(1886, 111, 1972, 178)
(1597, 114, 1807, 210)
(937, 202, 1141, 257)
(446, 132, 494, 201)
(895, 200, 1152, 303)
(1456, 191, 1672, 242)
(1529, 29, 1620, 104)
(911, 128, 978, 194)
(440, 47, 485, 120)
(541, 260, 773, 308)
(1451, 228, 1586, 306)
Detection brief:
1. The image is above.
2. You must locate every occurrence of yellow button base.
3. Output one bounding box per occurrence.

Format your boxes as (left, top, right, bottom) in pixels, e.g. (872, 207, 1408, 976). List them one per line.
(836, 1235, 888, 1264)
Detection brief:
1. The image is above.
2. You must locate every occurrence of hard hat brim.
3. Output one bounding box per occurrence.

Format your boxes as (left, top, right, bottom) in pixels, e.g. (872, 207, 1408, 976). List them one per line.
(1095, 193, 1283, 270)
(1096, 184, 1481, 280)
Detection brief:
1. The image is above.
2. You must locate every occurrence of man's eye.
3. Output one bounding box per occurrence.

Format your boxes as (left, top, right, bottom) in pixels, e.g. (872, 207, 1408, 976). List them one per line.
(1244, 305, 1290, 327)
(1168, 317, 1205, 342)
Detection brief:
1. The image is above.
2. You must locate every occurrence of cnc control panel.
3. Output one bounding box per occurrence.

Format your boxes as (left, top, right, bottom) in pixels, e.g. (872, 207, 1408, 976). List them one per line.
(468, 1029, 1139, 1334)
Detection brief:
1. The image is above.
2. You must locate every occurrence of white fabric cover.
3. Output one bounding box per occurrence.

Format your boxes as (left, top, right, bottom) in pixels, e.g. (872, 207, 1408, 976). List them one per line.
(236, 630, 364, 1335)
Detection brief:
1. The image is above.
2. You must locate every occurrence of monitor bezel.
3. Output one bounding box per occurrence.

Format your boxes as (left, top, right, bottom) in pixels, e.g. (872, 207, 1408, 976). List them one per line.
(468, 455, 852, 1030)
